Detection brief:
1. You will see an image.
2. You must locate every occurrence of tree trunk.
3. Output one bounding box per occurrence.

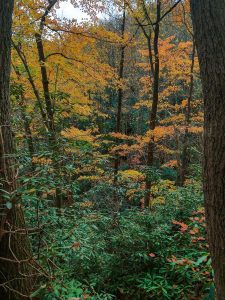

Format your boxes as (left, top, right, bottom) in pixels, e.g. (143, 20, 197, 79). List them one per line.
(113, 3, 126, 216)
(12, 41, 49, 130)
(114, 8, 126, 170)
(12, 65, 35, 163)
(35, 32, 55, 136)
(190, 1, 225, 298)
(34, 1, 65, 210)
(178, 42, 196, 186)
(19, 95, 35, 163)
(0, 1, 34, 298)
(145, 0, 161, 208)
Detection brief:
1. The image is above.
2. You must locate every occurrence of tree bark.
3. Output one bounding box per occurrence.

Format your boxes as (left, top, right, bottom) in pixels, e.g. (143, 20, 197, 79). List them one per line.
(19, 95, 35, 163)
(178, 42, 196, 186)
(144, 0, 160, 208)
(113, 3, 126, 217)
(35, 0, 57, 138)
(35, 32, 55, 135)
(190, 1, 225, 298)
(0, 1, 34, 298)
(114, 3, 126, 177)
(35, 1, 65, 210)
(127, 0, 182, 208)
(12, 40, 49, 130)
(12, 65, 35, 163)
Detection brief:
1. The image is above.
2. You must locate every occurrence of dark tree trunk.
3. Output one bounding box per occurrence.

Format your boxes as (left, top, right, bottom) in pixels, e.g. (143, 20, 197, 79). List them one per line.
(34, 1, 65, 210)
(0, 1, 34, 298)
(19, 95, 35, 162)
(35, 0, 57, 139)
(178, 42, 196, 186)
(13, 30, 63, 208)
(114, 4, 126, 175)
(145, 0, 161, 208)
(12, 65, 35, 163)
(35, 33, 55, 136)
(190, 1, 225, 298)
(12, 40, 49, 129)
(113, 3, 126, 215)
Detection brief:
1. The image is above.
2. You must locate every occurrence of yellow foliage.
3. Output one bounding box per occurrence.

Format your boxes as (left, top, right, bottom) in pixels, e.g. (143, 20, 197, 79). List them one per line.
(78, 175, 102, 181)
(119, 170, 145, 182)
(72, 104, 92, 117)
(133, 100, 151, 109)
(162, 160, 178, 168)
(152, 180, 176, 194)
(61, 127, 94, 143)
(151, 180, 176, 206)
(142, 126, 174, 144)
(75, 166, 104, 176)
(160, 114, 185, 125)
(189, 126, 203, 134)
(32, 157, 52, 165)
(80, 201, 94, 208)
(16, 133, 24, 138)
(191, 116, 204, 123)
(110, 144, 140, 156)
(126, 189, 139, 201)
(154, 126, 174, 141)
(182, 99, 188, 107)
(110, 132, 135, 141)
(156, 145, 177, 155)
(61, 111, 70, 118)
(152, 196, 166, 205)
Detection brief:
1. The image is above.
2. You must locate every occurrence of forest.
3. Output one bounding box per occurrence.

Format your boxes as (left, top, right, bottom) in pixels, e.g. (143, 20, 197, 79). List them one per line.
(0, 0, 225, 299)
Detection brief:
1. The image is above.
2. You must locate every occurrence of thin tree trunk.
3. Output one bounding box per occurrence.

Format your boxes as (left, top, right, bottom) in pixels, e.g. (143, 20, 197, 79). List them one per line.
(0, 1, 34, 298)
(114, 4, 126, 177)
(34, 0, 64, 210)
(12, 41, 49, 130)
(12, 64, 35, 163)
(190, 1, 225, 298)
(35, 34, 63, 209)
(113, 3, 126, 215)
(13, 35, 62, 209)
(35, 0, 57, 140)
(19, 96, 35, 162)
(145, 0, 161, 208)
(35, 33, 55, 136)
(178, 42, 196, 186)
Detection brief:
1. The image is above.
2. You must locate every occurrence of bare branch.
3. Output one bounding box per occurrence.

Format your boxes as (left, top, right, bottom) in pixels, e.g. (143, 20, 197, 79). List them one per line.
(156, 0, 182, 24)
(12, 40, 49, 129)
(39, 0, 57, 31)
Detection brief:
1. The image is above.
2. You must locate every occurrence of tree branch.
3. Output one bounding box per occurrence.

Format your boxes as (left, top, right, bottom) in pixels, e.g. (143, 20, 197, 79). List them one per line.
(156, 0, 182, 24)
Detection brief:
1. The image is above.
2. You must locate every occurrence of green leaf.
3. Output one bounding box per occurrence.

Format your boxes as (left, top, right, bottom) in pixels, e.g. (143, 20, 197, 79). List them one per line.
(5, 202, 12, 210)
(195, 255, 208, 266)
(204, 284, 215, 300)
